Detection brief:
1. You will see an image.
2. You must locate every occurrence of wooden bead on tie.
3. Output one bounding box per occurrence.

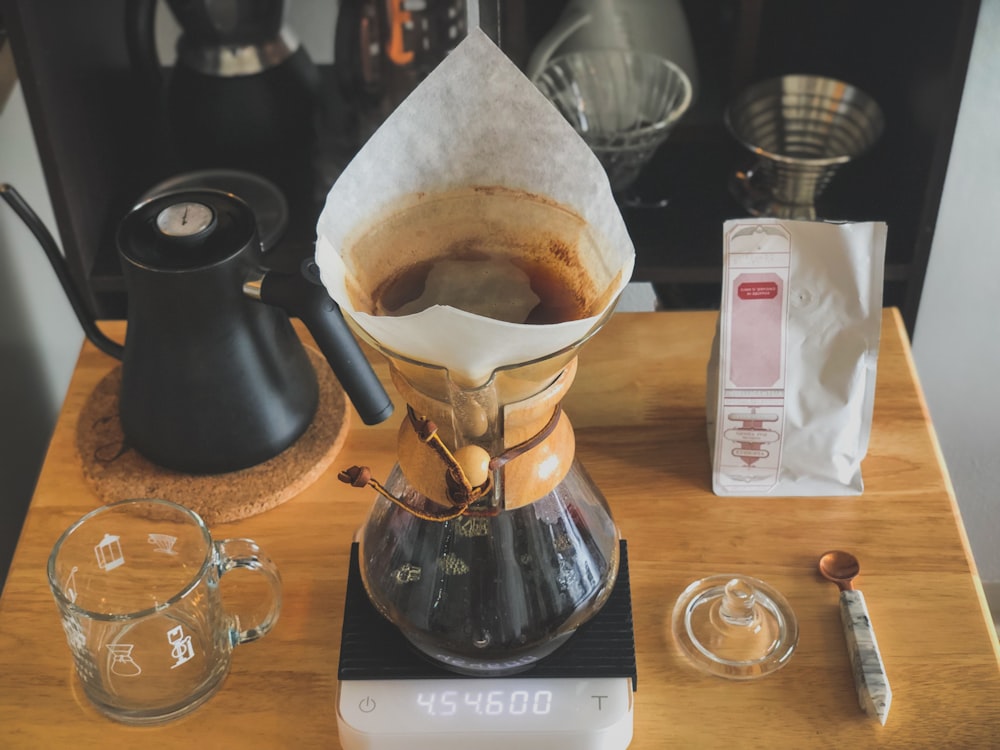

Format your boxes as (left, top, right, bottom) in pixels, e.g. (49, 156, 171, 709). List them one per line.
(453, 445, 491, 487)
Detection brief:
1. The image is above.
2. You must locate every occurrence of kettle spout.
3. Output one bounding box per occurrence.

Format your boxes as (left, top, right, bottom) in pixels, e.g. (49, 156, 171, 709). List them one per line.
(0, 183, 125, 360)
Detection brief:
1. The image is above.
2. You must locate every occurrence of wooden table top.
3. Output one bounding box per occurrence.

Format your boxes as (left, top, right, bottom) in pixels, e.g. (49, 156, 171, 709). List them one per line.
(1, 309, 998, 748)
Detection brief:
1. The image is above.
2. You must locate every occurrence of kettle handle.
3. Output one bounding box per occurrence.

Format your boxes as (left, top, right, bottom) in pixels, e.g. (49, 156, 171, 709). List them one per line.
(0, 184, 124, 360)
(246, 263, 394, 426)
(524, 9, 593, 81)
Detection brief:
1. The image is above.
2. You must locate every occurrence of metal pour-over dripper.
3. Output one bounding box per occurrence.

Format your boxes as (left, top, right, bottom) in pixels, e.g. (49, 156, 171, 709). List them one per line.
(725, 75, 884, 220)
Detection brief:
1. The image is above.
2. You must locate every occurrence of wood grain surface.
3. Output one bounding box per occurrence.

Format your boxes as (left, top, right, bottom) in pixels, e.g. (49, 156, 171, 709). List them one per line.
(1, 310, 998, 749)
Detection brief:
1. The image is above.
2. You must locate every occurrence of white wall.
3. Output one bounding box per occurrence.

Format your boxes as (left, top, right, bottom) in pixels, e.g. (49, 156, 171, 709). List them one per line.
(0, 74, 83, 580)
(912, 0, 1000, 583)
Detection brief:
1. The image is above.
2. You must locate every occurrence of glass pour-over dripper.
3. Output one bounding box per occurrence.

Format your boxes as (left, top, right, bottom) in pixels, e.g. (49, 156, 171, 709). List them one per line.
(342, 320, 621, 676)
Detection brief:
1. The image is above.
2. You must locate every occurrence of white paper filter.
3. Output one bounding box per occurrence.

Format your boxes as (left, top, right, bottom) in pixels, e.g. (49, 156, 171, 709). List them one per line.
(314, 29, 635, 384)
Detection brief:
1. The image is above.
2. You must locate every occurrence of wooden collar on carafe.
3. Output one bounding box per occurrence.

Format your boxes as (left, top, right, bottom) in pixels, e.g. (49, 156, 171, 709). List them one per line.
(393, 358, 578, 512)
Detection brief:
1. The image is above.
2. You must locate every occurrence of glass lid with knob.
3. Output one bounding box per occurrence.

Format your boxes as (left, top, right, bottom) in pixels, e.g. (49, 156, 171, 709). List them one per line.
(672, 574, 799, 680)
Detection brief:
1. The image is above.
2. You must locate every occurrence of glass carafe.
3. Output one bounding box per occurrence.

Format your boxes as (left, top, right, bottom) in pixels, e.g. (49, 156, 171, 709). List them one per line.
(353, 326, 620, 675)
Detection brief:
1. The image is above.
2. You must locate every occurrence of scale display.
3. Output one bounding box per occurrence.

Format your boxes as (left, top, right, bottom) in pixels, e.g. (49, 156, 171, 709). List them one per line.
(338, 676, 633, 749)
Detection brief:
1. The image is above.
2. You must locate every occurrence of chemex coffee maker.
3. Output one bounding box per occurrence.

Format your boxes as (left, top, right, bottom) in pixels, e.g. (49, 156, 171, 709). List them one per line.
(313, 30, 638, 749)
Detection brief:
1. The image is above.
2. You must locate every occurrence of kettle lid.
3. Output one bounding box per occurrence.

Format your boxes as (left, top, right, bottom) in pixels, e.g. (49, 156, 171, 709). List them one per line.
(118, 189, 259, 272)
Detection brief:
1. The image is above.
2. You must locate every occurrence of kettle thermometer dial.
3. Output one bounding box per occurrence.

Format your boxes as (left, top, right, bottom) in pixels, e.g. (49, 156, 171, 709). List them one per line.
(155, 201, 216, 238)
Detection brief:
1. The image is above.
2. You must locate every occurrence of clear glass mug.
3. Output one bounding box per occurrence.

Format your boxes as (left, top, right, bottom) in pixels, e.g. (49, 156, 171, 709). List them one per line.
(47, 498, 281, 725)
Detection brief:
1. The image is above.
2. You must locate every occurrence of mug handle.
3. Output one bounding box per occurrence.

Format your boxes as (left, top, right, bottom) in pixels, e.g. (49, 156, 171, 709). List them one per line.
(215, 538, 283, 644)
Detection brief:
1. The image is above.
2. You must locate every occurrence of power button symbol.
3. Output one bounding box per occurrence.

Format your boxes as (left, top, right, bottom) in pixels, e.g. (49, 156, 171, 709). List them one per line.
(359, 696, 376, 713)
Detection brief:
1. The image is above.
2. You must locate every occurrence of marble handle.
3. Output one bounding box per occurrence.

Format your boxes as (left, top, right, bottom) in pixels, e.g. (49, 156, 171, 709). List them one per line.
(839, 589, 892, 725)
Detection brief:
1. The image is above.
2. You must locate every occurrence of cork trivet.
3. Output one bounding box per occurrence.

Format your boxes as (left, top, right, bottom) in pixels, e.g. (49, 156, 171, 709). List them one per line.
(75, 347, 349, 525)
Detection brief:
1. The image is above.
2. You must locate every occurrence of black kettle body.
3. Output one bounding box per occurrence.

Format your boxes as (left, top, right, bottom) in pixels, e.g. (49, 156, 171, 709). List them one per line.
(117, 191, 318, 473)
(116, 190, 392, 474)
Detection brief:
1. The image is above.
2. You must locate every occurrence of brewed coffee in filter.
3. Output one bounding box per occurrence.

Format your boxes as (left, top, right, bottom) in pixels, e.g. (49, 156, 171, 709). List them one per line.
(313, 30, 634, 676)
(315, 29, 634, 383)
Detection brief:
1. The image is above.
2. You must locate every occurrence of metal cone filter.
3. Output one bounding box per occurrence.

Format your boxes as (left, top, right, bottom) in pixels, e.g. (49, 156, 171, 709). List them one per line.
(725, 75, 884, 208)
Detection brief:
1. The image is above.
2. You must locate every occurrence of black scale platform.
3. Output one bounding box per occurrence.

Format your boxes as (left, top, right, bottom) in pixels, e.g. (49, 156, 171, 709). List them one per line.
(338, 540, 637, 690)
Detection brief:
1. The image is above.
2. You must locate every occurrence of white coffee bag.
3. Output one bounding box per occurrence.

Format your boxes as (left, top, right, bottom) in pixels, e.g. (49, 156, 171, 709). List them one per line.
(707, 219, 888, 495)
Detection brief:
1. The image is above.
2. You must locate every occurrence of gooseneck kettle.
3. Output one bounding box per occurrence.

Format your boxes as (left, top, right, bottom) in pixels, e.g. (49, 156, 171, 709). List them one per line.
(1, 184, 392, 475)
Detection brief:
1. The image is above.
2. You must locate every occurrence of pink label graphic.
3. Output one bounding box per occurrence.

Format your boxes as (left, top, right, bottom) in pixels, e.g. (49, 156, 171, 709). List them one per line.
(718, 406, 783, 487)
(729, 272, 784, 388)
(724, 409, 781, 468)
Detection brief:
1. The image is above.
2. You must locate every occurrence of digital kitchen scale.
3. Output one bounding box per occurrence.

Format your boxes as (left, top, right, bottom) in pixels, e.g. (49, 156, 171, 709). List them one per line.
(337, 541, 637, 750)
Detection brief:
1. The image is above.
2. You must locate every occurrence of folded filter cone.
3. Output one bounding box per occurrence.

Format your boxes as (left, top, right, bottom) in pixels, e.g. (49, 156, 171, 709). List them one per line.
(315, 29, 635, 385)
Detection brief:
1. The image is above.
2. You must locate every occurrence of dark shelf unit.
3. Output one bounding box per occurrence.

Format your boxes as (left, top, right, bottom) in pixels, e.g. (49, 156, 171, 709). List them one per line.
(516, 0, 981, 332)
(1, 0, 980, 335)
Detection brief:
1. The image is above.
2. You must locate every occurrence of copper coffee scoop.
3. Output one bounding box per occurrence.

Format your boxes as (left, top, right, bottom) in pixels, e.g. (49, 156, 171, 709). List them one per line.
(818, 550, 892, 725)
(818, 550, 861, 589)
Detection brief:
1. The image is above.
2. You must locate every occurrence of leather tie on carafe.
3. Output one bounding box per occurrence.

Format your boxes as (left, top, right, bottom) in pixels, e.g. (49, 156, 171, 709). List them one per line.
(339, 359, 578, 519)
